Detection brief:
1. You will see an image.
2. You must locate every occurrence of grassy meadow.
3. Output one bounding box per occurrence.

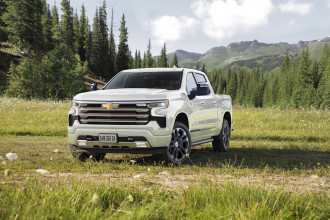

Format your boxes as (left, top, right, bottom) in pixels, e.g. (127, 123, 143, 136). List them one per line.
(0, 97, 329, 219)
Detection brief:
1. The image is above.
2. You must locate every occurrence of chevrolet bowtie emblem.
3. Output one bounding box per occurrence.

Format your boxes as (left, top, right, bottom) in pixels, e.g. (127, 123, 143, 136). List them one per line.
(102, 103, 119, 110)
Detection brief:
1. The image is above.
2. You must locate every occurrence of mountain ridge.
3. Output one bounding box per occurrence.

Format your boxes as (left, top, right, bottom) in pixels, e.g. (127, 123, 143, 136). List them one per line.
(166, 37, 330, 72)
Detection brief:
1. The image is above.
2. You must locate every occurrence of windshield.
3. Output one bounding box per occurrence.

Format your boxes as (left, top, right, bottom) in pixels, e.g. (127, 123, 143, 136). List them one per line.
(104, 71, 183, 90)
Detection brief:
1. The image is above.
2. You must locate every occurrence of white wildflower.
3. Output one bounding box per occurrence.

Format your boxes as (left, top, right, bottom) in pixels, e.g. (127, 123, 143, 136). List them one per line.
(133, 174, 141, 179)
(53, 149, 59, 153)
(35, 169, 51, 175)
(127, 194, 134, 202)
(158, 171, 170, 175)
(129, 160, 137, 165)
(0, 156, 5, 161)
(311, 175, 319, 179)
(92, 193, 100, 204)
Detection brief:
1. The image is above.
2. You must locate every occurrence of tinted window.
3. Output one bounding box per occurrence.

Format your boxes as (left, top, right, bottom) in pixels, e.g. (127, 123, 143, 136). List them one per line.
(194, 73, 206, 83)
(186, 73, 197, 95)
(104, 71, 182, 90)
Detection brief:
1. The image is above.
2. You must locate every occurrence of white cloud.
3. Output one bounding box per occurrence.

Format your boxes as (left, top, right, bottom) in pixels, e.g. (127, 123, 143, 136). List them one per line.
(190, 0, 274, 40)
(149, 16, 197, 44)
(278, 1, 313, 15)
(288, 19, 295, 26)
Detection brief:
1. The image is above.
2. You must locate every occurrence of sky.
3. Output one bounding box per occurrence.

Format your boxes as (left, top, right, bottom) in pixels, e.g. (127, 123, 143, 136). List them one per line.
(47, 0, 330, 56)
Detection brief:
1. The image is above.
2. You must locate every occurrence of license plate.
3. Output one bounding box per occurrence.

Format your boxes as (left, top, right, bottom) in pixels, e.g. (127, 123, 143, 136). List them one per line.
(99, 134, 117, 143)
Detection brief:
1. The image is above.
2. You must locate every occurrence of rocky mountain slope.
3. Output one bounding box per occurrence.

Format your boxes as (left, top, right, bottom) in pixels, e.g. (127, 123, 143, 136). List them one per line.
(167, 37, 330, 72)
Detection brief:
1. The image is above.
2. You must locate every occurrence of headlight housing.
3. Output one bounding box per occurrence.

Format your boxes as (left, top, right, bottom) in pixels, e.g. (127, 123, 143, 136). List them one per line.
(147, 100, 169, 108)
(72, 101, 79, 108)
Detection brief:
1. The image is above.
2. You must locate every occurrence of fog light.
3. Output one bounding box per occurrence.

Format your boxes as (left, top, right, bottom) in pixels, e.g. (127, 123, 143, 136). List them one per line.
(136, 142, 147, 148)
(78, 140, 86, 146)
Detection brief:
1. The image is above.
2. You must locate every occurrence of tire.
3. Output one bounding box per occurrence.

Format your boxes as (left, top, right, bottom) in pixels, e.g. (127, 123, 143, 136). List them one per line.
(165, 122, 192, 164)
(212, 118, 230, 152)
(68, 144, 106, 162)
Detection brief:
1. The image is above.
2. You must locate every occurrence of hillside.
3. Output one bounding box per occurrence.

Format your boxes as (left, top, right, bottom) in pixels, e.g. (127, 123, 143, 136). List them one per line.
(169, 37, 330, 72)
(0, 42, 106, 93)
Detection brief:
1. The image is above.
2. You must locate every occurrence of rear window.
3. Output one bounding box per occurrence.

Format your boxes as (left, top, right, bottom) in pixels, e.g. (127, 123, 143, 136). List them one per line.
(193, 73, 206, 83)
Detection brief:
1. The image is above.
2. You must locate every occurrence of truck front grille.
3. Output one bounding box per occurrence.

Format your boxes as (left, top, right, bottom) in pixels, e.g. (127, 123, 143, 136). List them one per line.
(78, 103, 150, 125)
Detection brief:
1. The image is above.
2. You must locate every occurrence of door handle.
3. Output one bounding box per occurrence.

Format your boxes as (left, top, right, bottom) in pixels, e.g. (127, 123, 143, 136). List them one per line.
(200, 101, 205, 105)
(212, 101, 217, 104)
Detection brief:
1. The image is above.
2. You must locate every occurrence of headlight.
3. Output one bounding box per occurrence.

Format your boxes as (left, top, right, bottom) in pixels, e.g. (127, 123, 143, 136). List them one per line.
(72, 101, 79, 108)
(68, 108, 76, 115)
(147, 100, 169, 108)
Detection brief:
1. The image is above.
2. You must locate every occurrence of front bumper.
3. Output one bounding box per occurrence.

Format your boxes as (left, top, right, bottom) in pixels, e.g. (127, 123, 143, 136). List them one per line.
(68, 120, 172, 149)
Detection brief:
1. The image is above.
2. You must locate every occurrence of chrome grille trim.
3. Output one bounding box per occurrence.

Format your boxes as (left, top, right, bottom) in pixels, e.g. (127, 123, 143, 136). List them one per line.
(77, 102, 150, 125)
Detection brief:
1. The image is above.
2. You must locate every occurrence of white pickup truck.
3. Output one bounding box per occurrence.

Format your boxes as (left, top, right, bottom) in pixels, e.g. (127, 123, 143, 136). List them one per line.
(68, 68, 232, 164)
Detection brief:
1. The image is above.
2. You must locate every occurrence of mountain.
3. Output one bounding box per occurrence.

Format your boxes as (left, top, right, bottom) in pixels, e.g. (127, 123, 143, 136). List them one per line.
(167, 37, 330, 72)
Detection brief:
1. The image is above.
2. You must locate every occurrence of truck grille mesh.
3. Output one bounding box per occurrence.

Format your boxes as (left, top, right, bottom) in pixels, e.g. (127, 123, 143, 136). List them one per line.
(78, 103, 150, 125)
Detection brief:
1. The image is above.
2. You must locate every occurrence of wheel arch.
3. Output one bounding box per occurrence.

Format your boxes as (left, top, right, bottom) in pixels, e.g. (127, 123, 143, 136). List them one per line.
(223, 111, 231, 128)
(174, 112, 189, 130)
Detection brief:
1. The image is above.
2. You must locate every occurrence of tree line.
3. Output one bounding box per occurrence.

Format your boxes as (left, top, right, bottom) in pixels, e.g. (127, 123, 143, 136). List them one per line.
(208, 45, 329, 109)
(0, 0, 328, 108)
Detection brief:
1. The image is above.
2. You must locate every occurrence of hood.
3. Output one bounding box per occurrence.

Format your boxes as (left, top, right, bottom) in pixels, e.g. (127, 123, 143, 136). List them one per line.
(73, 88, 173, 102)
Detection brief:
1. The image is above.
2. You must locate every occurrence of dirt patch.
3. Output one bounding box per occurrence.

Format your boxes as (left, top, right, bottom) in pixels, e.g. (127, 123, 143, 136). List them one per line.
(8, 172, 328, 195)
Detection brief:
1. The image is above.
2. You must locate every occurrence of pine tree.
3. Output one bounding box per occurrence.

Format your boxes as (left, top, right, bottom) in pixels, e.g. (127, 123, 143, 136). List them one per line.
(98, 1, 110, 79)
(227, 72, 237, 100)
(277, 54, 292, 107)
(144, 39, 153, 68)
(3, 0, 44, 51)
(201, 64, 206, 74)
(142, 52, 146, 68)
(0, 0, 8, 41)
(51, 5, 61, 44)
(116, 14, 130, 72)
(60, 0, 75, 51)
(195, 62, 199, 70)
(137, 50, 141, 68)
(77, 4, 88, 62)
(90, 9, 101, 74)
(317, 51, 330, 109)
(73, 10, 80, 53)
(41, 1, 54, 52)
(108, 8, 116, 77)
(170, 53, 178, 67)
(158, 43, 168, 67)
(291, 48, 312, 107)
(263, 73, 278, 107)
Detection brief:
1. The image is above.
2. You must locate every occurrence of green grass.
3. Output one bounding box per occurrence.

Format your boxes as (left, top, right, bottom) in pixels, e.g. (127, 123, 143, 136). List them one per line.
(0, 97, 329, 219)
(0, 179, 329, 219)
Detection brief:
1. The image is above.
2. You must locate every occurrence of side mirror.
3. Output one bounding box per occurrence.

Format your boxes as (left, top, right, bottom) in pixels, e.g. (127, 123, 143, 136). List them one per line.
(188, 83, 210, 100)
(196, 83, 210, 96)
(90, 83, 97, 91)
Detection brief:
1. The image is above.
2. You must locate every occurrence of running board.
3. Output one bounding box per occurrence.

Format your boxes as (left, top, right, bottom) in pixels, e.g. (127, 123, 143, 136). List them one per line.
(191, 138, 213, 146)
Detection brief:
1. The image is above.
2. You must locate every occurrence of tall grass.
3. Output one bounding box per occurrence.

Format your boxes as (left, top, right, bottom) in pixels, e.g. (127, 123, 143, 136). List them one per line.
(0, 178, 328, 219)
(1, 97, 329, 142)
(0, 97, 69, 136)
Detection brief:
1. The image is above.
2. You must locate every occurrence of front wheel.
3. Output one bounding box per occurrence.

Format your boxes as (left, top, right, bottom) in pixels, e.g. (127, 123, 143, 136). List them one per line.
(212, 118, 231, 152)
(165, 122, 191, 164)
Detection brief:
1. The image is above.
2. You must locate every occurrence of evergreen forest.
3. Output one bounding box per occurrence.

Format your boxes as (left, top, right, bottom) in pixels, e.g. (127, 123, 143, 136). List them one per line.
(0, 0, 329, 109)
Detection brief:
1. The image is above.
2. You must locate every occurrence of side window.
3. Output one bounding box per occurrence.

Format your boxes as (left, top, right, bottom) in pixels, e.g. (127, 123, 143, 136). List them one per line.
(193, 73, 206, 83)
(186, 73, 197, 96)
